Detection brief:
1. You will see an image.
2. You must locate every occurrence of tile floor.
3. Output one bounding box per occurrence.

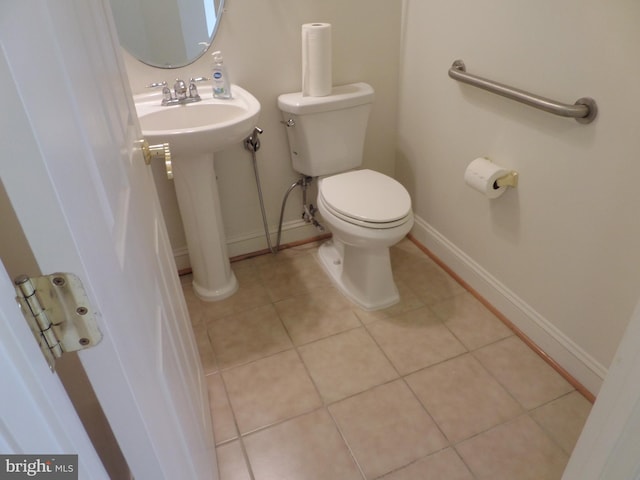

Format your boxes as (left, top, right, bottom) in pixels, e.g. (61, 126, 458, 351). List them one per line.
(183, 238, 593, 480)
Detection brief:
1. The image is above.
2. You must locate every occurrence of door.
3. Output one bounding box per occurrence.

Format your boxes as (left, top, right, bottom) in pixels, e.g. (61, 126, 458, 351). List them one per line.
(562, 298, 640, 479)
(0, 1, 217, 479)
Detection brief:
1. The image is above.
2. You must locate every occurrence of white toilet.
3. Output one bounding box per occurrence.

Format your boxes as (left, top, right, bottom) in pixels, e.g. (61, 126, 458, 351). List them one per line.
(278, 82, 414, 310)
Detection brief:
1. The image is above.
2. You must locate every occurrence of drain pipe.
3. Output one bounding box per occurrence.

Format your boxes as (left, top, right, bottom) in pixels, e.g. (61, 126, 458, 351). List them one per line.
(244, 127, 276, 253)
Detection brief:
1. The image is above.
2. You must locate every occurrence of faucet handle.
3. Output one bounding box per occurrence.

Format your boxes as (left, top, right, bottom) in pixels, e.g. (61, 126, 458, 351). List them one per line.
(147, 81, 173, 105)
(161, 86, 173, 105)
(146, 81, 168, 89)
(188, 83, 201, 100)
(187, 77, 209, 100)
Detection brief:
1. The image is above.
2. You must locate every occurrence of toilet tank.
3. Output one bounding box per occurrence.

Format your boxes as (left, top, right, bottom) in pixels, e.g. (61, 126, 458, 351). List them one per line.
(277, 83, 374, 177)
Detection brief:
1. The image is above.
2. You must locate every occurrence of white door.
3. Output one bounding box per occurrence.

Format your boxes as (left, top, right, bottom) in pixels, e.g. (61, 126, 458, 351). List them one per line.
(0, 1, 217, 479)
(562, 298, 640, 479)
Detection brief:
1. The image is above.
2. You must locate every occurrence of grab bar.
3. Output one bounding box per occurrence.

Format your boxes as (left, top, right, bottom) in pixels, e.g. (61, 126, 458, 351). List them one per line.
(448, 60, 597, 124)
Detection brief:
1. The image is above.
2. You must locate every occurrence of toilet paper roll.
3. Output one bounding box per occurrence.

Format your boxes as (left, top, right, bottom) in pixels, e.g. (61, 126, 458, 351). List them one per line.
(302, 23, 332, 97)
(464, 157, 509, 199)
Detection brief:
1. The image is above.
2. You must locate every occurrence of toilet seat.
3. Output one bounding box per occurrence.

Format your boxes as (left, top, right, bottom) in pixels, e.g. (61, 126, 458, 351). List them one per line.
(319, 169, 412, 229)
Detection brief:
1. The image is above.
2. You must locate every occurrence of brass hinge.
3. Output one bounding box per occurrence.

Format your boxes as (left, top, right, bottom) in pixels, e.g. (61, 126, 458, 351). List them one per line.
(14, 273, 102, 372)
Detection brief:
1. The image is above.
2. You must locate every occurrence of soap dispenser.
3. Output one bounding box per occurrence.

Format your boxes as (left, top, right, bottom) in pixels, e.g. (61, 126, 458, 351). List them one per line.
(211, 51, 232, 99)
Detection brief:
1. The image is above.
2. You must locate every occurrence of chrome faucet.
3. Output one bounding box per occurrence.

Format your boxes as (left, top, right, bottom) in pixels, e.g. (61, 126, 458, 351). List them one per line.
(174, 79, 187, 100)
(146, 77, 209, 106)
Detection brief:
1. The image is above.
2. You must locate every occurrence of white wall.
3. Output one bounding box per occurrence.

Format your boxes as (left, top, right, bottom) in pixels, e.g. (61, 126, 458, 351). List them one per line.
(398, 0, 640, 393)
(122, 0, 402, 262)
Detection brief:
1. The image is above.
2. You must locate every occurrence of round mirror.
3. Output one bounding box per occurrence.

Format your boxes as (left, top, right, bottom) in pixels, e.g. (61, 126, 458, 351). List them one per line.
(109, 0, 225, 69)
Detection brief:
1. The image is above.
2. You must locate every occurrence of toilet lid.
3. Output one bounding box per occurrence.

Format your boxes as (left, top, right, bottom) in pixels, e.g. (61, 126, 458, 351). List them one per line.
(319, 169, 411, 224)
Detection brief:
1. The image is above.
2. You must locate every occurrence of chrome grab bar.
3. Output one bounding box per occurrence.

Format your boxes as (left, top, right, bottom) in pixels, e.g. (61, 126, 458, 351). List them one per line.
(448, 60, 597, 124)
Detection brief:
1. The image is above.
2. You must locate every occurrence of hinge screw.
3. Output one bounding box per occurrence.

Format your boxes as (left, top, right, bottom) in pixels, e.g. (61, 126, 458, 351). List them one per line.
(52, 277, 65, 287)
(76, 307, 88, 315)
(79, 338, 90, 346)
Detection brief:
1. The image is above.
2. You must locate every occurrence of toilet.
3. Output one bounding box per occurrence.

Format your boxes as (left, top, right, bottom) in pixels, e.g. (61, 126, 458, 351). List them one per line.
(278, 82, 414, 310)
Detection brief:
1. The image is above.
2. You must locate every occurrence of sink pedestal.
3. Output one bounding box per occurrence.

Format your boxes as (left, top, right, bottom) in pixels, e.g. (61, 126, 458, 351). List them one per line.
(172, 153, 237, 301)
(135, 84, 260, 302)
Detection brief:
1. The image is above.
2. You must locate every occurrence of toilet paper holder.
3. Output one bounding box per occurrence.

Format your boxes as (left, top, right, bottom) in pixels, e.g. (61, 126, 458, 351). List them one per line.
(464, 157, 519, 198)
(494, 171, 519, 189)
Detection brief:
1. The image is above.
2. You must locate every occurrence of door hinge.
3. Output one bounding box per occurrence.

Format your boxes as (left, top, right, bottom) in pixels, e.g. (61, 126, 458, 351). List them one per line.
(14, 273, 102, 372)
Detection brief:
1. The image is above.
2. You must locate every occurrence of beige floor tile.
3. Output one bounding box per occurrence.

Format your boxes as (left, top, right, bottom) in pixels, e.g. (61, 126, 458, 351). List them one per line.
(390, 239, 438, 273)
(216, 440, 251, 480)
(193, 323, 217, 375)
(456, 415, 569, 480)
(531, 391, 592, 455)
(230, 259, 262, 284)
(474, 336, 574, 409)
(274, 286, 362, 345)
(353, 307, 389, 325)
(206, 373, 237, 444)
(244, 408, 362, 480)
(379, 279, 426, 317)
(207, 304, 293, 369)
(431, 292, 513, 350)
(329, 379, 447, 479)
(380, 448, 474, 480)
(398, 261, 466, 306)
(406, 354, 522, 443)
(183, 273, 272, 325)
(182, 280, 206, 326)
(366, 307, 467, 375)
(185, 241, 584, 480)
(257, 251, 332, 302)
(299, 328, 399, 403)
(223, 350, 322, 434)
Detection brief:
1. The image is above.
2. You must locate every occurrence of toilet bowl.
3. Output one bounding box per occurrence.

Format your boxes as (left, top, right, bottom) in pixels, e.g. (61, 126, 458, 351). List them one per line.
(315, 169, 414, 310)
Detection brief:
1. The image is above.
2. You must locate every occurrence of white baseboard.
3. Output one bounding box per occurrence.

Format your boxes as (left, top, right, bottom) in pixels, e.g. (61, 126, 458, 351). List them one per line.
(172, 246, 190, 272)
(411, 215, 607, 396)
(173, 219, 322, 268)
(225, 220, 322, 258)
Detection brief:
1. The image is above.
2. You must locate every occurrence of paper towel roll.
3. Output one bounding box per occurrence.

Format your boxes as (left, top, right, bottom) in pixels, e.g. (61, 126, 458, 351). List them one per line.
(464, 157, 509, 199)
(302, 23, 332, 97)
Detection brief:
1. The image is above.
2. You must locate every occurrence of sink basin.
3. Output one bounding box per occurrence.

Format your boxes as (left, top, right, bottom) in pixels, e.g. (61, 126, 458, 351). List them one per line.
(134, 84, 260, 155)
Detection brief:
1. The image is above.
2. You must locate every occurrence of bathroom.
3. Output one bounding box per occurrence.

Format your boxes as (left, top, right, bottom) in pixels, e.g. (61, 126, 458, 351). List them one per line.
(2, 0, 640, 478)
(125, 0, 640, 393)
(126, 0, 640, 392)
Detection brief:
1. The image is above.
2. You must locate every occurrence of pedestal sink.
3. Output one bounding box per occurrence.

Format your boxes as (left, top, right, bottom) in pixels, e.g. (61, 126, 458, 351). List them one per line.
(135, 84, 260, 301)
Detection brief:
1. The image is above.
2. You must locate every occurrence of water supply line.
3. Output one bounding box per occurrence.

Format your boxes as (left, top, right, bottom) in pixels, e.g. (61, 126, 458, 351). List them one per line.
(244, 127, 325, 254)
(244, 126, 276, 253)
